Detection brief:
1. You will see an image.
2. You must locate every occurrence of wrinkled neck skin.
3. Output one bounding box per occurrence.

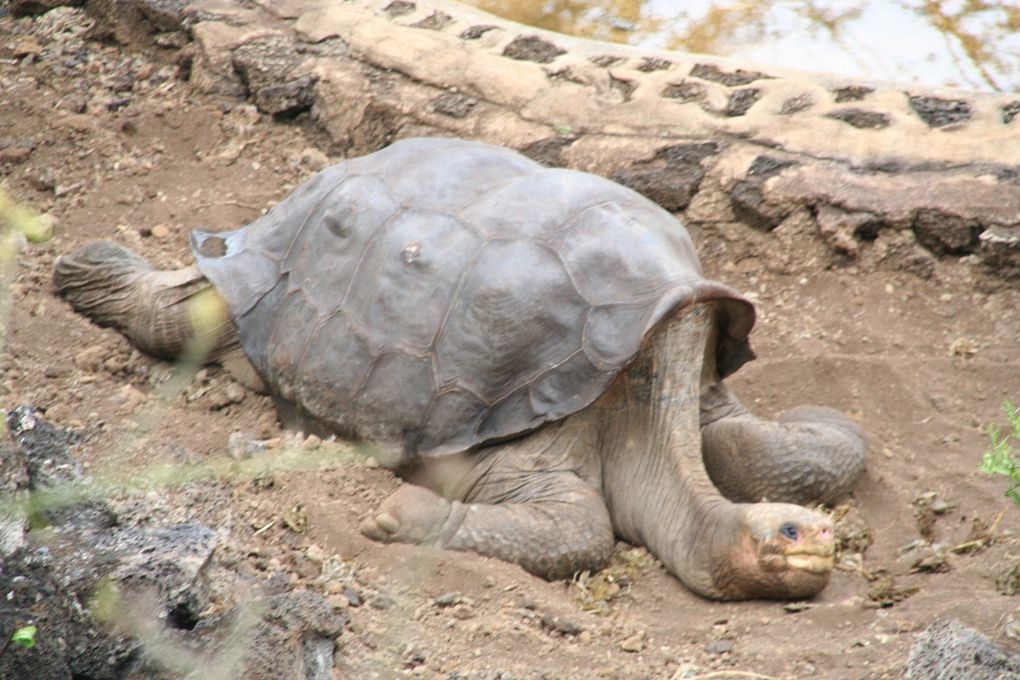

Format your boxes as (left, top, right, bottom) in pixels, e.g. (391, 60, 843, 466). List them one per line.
(596, 304, 743, 598)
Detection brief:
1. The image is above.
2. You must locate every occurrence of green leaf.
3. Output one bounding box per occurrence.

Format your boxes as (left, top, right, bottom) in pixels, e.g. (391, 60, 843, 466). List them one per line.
(11, 625, 37, 649)
(981, 401, 1020, 507)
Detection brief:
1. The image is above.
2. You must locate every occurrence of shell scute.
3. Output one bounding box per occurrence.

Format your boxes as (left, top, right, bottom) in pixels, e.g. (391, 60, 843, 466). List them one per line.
(459, 169, 615, 241)
(434, 239, 588, 402)
(383, 143, 536, 213)
(264, 288, 321, 405)
(583, 304, 656, 369)
(355, 351, 436, 445)
(417, 389, 489, 454)
(283, 174, 401, 311)
(477, 387, 542, 443)
(293, 313, 375, 435)
(528, 350, 604, 417)
(552, 200, 700, 304)
(345, 209, 484, 351)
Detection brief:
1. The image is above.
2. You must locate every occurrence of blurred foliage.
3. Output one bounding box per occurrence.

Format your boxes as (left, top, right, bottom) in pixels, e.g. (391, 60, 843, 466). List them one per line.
(981, 401, 1020, 506)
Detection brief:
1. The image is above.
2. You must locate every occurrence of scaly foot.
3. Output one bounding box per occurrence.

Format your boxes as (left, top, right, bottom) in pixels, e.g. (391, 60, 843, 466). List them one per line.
(359, 484, 453, 545)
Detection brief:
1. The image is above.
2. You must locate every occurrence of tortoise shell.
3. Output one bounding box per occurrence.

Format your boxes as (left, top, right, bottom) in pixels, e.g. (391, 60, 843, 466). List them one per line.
(192, 138, 754, 460)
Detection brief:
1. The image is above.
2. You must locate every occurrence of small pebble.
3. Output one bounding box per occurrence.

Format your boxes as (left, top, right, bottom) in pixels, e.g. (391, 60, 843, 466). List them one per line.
(28, 170, 56, 192)
(0, 146, 32, 164)
(371, 593, 394, 610)
(305, 543, 325, 563)
(434, 592, 461, 607)
(298, 146, 329, 171)
(224, 382, 245, 403)
(74, 345, 106, 373)
(705, 639, 733, 655)
(113, 384, 146, 412)
(783, 602, 813, 613)
(343, 587, 362, 607)
(104, 356, 126, 374)
(541, 612, 582, 636)
(30, 214, 56, 242)
(619, 634, 645, 653)
(12, 37, 43, 58)
(450, 605, 475, 620)
(326, 593, 349, 610)
(514, 594, 537, 610)
(227, 431, 266, 460)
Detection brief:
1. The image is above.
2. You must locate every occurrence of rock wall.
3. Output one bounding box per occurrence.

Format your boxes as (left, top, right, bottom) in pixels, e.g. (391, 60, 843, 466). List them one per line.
(17, 0, 1020, 278)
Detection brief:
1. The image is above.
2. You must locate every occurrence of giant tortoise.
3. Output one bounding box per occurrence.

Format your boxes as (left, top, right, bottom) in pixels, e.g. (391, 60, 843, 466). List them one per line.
(54, 137, 866, 600)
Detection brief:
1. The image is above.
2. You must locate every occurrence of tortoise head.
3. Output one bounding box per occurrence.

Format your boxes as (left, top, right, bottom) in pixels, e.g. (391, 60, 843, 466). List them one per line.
(718, 503, 835, 600)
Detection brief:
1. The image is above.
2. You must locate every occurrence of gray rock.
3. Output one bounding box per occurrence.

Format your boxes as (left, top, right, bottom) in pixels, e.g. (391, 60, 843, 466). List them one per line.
(0, 424, 29, 557)
(0, 407, 219, 677)
(980, 225, 1020, 279)
(541, 611, 583, 636)
(0, 546, 137, 680)
(232, 36, 318, 116)
(905, 617, 1020, 680)
(228, 430, 267, 459)
(2, 409, 342, 678)
(7, 0, 76, 17)
(5, 405, 116, 530)
(912, 208, 982, 255)
(184, 591, 346, 680)
(705, 638, 734, 655)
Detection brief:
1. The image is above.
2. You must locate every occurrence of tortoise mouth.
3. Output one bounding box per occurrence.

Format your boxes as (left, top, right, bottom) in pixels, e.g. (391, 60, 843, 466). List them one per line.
(784, 552, 834, 574)
(782, 543, 835, 574)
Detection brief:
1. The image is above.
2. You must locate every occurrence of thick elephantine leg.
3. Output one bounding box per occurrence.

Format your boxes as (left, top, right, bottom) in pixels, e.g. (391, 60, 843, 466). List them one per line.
(700, 383, 867, 506)
(360, 447, 614, 580)
(53, 241, 239, 363)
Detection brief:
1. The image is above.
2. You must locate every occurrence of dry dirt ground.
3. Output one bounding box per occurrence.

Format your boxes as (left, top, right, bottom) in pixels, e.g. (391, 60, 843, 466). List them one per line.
(2, 7, 1020, 680)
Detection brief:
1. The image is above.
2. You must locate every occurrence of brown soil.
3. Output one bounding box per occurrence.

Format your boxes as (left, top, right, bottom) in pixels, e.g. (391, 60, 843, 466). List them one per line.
(2, 8, 1019, 680)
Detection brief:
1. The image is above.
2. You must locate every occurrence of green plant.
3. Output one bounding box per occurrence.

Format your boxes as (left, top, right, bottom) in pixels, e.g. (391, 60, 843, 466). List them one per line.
(981, 401, 1020, 505)
(0, 624, 37, 661)
(10, 626, 36, 649)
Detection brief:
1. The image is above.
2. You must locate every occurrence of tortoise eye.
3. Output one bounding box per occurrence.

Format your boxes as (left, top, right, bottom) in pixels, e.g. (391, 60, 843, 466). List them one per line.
(779, 523, 799, 541)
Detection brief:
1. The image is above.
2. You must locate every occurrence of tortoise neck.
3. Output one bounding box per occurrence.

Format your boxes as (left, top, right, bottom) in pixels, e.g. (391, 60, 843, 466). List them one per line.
(598, 305, 742, 598)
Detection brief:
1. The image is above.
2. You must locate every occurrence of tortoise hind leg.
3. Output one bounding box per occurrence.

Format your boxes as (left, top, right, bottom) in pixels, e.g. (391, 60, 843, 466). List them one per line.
(700, 383, 866, 506)
(360, 446, 614, 580)
(54, 240, 239, 364)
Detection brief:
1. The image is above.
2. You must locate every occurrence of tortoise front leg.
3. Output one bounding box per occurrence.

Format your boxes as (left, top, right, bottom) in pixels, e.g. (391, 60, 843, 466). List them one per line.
(360, 456, 613, 580)
(699, 383, 867, 506)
